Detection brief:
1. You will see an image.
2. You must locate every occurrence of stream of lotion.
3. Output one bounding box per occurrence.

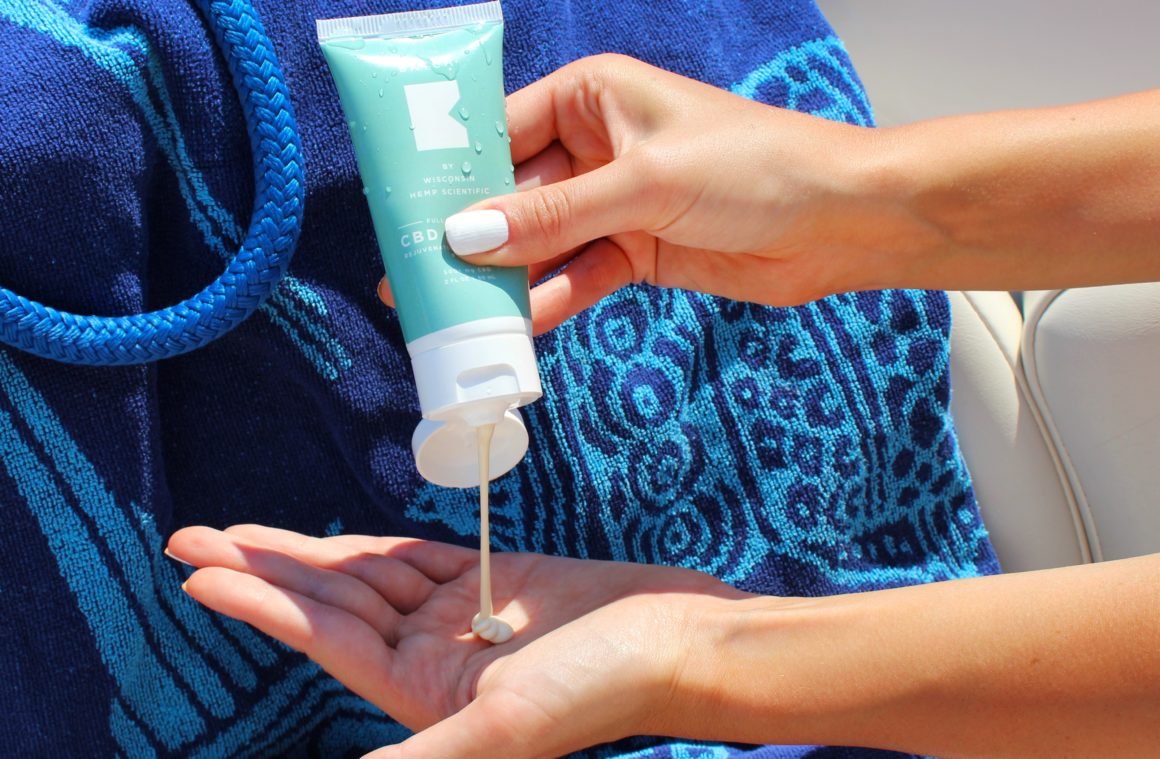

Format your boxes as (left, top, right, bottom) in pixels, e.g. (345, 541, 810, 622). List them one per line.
(470, 423, 514, 644)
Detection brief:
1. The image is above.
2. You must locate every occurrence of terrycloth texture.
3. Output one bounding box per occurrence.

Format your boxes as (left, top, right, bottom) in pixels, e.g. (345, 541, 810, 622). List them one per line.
(0, 0, 305, 365)
(0, 1, 999, 757)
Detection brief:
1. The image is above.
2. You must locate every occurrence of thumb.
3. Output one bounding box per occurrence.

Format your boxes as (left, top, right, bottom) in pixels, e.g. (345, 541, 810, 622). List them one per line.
(359, 699, 494, 759)
(361, 692, 575, 759)
(445, 161, 648, 267)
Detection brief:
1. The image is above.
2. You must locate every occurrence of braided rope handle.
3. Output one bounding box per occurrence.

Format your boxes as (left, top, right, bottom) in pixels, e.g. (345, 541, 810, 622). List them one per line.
(0, 0, 305, 365)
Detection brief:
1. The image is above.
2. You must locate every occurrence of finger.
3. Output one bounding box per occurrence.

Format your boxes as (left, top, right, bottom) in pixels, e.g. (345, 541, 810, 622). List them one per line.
(361, 691, 566, 759)
(382, 236, 577, 306)
(528, 248, 582, 288)
(224, 524, 436, 614)
(168, 526, 401, 641)
(513, 141, 575, 192)
(505, 53, 660, 165)
(376, 142, 581, 309)
(504, 67, 565, 164)
(183, 567, 410, 720)
(445, 160, 653, 268)
(529, 237, 639, 335)
(377, 277, 394, 309)
(325, 534, 478, 585)
(515, 143, 589, 284)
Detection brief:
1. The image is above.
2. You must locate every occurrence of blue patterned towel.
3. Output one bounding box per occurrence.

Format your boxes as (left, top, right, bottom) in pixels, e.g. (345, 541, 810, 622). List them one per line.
(0, 1, 998, 757)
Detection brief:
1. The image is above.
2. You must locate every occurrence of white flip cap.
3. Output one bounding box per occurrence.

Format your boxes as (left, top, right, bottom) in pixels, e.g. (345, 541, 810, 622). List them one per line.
(412, 408, 529, 488)
(406, 317, 542, 487)
(407, 317, 542, 422)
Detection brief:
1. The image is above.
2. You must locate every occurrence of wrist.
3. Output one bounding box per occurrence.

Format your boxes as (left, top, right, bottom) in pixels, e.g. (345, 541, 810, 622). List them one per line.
(649, 593, 830, 744)
(648, 559, 1160, 756)
(768, 115, 945, 298)
(654, 590, 926, 749)
(833, 124, 950, 294)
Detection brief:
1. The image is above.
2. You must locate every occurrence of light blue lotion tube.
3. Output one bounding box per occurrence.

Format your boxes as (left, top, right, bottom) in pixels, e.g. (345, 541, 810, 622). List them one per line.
(318, 1, 541, 487)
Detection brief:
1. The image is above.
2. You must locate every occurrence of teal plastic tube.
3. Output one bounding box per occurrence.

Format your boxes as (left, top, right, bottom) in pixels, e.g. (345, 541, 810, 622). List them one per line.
(318, 2, 541, 488)
(317, 1, 529, 343)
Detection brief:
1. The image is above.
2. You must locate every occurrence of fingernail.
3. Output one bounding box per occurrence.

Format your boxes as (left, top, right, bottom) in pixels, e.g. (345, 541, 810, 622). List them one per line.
(164, 548, 194, 567)
(180, 581, 190, 594)
(445, 209, 508, 256)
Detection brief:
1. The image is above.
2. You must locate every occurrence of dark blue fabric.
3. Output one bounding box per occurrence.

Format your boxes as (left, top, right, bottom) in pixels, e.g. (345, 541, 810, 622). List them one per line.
(0, 1, 998, 757)
(0, 0, 304, 366)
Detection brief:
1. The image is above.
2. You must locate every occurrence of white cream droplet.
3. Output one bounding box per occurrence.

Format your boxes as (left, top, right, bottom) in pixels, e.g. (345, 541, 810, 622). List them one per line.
(471, 612, 514, 644)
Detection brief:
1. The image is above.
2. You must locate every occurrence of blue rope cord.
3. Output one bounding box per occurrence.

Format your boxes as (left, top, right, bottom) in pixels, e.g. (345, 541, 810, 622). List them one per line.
(0, 0, 305, 366)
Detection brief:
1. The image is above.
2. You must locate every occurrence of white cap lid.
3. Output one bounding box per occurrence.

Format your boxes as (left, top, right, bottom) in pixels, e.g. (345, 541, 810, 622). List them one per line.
(412, 407, 529, 488)
(406, 317, 542, 487)
(407, 317, 542, 422)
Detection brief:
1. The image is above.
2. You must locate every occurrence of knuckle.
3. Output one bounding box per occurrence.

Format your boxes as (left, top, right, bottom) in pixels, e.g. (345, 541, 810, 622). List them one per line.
(525, 185, 571, 244)
(564, 53, 636, 109)
(628, 147, 694, 232)
(629, 143, 671, 178)
(583, 52, 640, 77)
(291, 533, 313, 556)
(569, 52, 628, 76)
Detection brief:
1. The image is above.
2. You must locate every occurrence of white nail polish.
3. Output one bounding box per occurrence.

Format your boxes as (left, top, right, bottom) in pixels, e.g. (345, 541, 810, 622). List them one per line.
(163, 548, 194, 567)
(445, 209, 508, 256)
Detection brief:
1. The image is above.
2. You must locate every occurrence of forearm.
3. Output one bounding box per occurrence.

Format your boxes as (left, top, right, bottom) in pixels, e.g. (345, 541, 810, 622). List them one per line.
(664, 554, 1160, 757)
(842, 90, 1160, 293)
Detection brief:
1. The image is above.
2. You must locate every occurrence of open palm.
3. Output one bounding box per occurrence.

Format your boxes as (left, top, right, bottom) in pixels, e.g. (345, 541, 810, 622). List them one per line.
(167, 524, 748, 758)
